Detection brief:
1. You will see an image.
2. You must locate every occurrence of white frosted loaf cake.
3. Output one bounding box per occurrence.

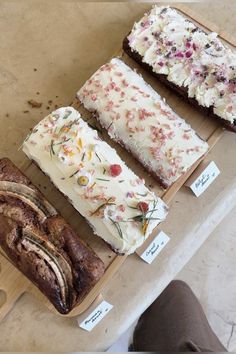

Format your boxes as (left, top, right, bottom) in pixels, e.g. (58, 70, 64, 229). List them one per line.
(123, 6, 236, 131)
(77, 58, 209, 188)
(23, 107, 168, 255)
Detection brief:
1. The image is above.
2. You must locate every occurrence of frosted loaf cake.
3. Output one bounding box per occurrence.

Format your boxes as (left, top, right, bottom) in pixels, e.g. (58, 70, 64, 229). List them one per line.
(123, 6, 236, 132)
(77, 58, 209, 188)
(23, 107, 168, 255)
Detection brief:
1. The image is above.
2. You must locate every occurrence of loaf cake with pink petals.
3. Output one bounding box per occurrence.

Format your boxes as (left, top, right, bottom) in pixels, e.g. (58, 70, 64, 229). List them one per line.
(77, 58, 208, 188)
(123, 6, 236, 132)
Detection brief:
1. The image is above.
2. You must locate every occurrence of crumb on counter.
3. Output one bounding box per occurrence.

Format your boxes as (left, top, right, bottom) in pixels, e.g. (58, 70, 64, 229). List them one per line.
(28, 99, 42, 108)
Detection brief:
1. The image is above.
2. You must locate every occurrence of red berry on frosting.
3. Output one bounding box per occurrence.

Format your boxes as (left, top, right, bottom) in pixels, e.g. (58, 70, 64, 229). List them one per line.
(137, 201, 149, 213)
(109, 164, 122, 177)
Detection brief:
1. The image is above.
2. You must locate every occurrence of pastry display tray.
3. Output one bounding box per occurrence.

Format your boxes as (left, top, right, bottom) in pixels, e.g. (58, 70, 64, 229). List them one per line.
(0, 4, 233, 320)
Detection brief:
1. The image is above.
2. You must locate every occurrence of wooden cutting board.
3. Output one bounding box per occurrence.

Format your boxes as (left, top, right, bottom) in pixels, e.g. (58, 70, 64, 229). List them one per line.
(0, 4, 233, 320)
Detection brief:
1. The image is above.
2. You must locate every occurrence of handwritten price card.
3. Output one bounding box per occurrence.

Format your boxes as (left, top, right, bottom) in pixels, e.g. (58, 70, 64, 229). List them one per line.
(186, 160, 220, 197)
(137, 231, 170, 264)
(78, 299, 113, 332)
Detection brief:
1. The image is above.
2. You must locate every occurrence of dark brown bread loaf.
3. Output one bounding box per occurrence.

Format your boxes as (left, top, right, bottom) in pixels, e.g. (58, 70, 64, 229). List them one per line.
(0, 158, 105, 314)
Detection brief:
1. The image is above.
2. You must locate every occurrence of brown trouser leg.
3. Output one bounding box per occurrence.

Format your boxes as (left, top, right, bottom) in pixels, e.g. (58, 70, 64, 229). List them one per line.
(133, 280, 227, 352)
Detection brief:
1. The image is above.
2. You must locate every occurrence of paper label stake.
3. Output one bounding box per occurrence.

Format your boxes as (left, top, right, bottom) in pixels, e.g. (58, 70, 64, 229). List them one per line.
(78, 300, 113, 332)
(138, 231, 170, 264)
(186, 161, 220, 197)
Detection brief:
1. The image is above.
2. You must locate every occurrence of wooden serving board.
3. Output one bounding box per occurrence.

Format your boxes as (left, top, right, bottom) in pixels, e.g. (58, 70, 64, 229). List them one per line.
(0, 4, 233, 320)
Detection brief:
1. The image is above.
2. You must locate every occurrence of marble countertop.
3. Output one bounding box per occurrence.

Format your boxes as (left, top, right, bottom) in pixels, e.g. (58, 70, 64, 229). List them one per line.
(0, 2, 235, 351)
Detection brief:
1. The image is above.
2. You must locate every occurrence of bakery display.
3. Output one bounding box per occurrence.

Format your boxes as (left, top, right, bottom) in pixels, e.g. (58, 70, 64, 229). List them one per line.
(0, 158, 105, 314)
(123, 6, 236, 132)
(77, 58, 209, 188)
(22, 107, 168, 255)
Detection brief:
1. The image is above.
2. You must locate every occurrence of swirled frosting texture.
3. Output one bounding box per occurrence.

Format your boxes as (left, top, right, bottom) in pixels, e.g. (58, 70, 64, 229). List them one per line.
(127, 6, 236, 124)
(23, 107, 168, 255)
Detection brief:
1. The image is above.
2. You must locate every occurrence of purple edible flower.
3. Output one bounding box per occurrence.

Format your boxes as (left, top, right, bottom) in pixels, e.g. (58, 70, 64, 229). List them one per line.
(185, 50, 193, 58)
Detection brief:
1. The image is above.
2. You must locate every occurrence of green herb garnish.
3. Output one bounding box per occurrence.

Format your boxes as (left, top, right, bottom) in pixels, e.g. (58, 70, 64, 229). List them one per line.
(49, 137, 71, 157)
(109, 217, 123, 239)
(127, 205, 138, 210)
(130, 200, 159, 235)
(18, 128, 38, 151)
(54, 137, 71, 146)
(90, 197, 115, 216)
(96, 178, 110, 182)
(136, 192, 148, 197)
(50, 139, 55, 157)
(69, 170, 80, 178)
(95, 152, 101, 162)
(81, 152, 85, 161)
(107, 122, 113, 130)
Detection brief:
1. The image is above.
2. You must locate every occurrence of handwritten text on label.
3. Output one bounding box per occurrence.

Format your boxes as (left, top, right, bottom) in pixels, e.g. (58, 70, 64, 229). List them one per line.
(189, 161, 220, 197)
(140, 231, 170, 264)
(79, 300, 113, 332)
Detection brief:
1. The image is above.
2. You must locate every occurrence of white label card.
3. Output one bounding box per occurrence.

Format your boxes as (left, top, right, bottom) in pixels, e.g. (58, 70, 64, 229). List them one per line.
(79, 300, 113, 332)
(140, 231, 170, 264)
(189, 161, 220, 197)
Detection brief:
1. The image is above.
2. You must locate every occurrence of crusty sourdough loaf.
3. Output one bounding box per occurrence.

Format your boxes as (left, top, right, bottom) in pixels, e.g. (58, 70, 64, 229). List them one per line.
(123, 6, 236, 132)
(0, 158, 105, 314)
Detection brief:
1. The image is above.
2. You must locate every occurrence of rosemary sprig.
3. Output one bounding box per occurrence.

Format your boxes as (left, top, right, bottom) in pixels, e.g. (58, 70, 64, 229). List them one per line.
(50, 139, 55, 157)
(95, 152, 101, 162)
(49, 137, 71, 158)
(90, 197, 115, 216)
(107, 122, 113, 130)
(103, 168, 106, 175)
(96, 178, 110, 182)
(130, 200, 159, 235)
(143, 200, 158, 235)
(132, 215, 161, 222)
(18, 128, 38, 151)
(81, 152, 85, 161)
(128, 205, 138, 210)
(69, 169, 80, 178)
(108, 217, 123, 239)
(66, 118, 79, 129)
(119, 180, 125, 183)
(136, 192, 148, 197)
(53, 137, 71, 146)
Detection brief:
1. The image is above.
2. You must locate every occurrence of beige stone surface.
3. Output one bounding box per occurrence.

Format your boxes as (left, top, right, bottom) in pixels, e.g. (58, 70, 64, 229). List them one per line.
(0, 1, 235, 351)
(178, 205, 236, 352)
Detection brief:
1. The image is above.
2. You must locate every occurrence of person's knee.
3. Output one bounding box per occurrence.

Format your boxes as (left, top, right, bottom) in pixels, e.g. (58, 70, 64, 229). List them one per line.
(166, 279, 192, 294)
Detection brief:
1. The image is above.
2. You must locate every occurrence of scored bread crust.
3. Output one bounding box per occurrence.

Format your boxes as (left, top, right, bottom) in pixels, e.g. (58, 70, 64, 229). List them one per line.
(0, 157, 105, 314)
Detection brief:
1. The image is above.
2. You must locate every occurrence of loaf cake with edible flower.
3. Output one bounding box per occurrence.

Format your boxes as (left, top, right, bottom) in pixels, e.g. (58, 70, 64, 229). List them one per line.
(0, 158, 105, 314)
(23, 107, 168, 255)
(77, 58, 208, 188)
(123, 6, 236, 132)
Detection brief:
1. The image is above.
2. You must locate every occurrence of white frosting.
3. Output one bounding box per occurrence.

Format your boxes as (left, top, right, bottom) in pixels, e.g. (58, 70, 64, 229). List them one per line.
(127, 6, 236, 124)
(77, 58, 208, 187)
(23, 107, 168, 255)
